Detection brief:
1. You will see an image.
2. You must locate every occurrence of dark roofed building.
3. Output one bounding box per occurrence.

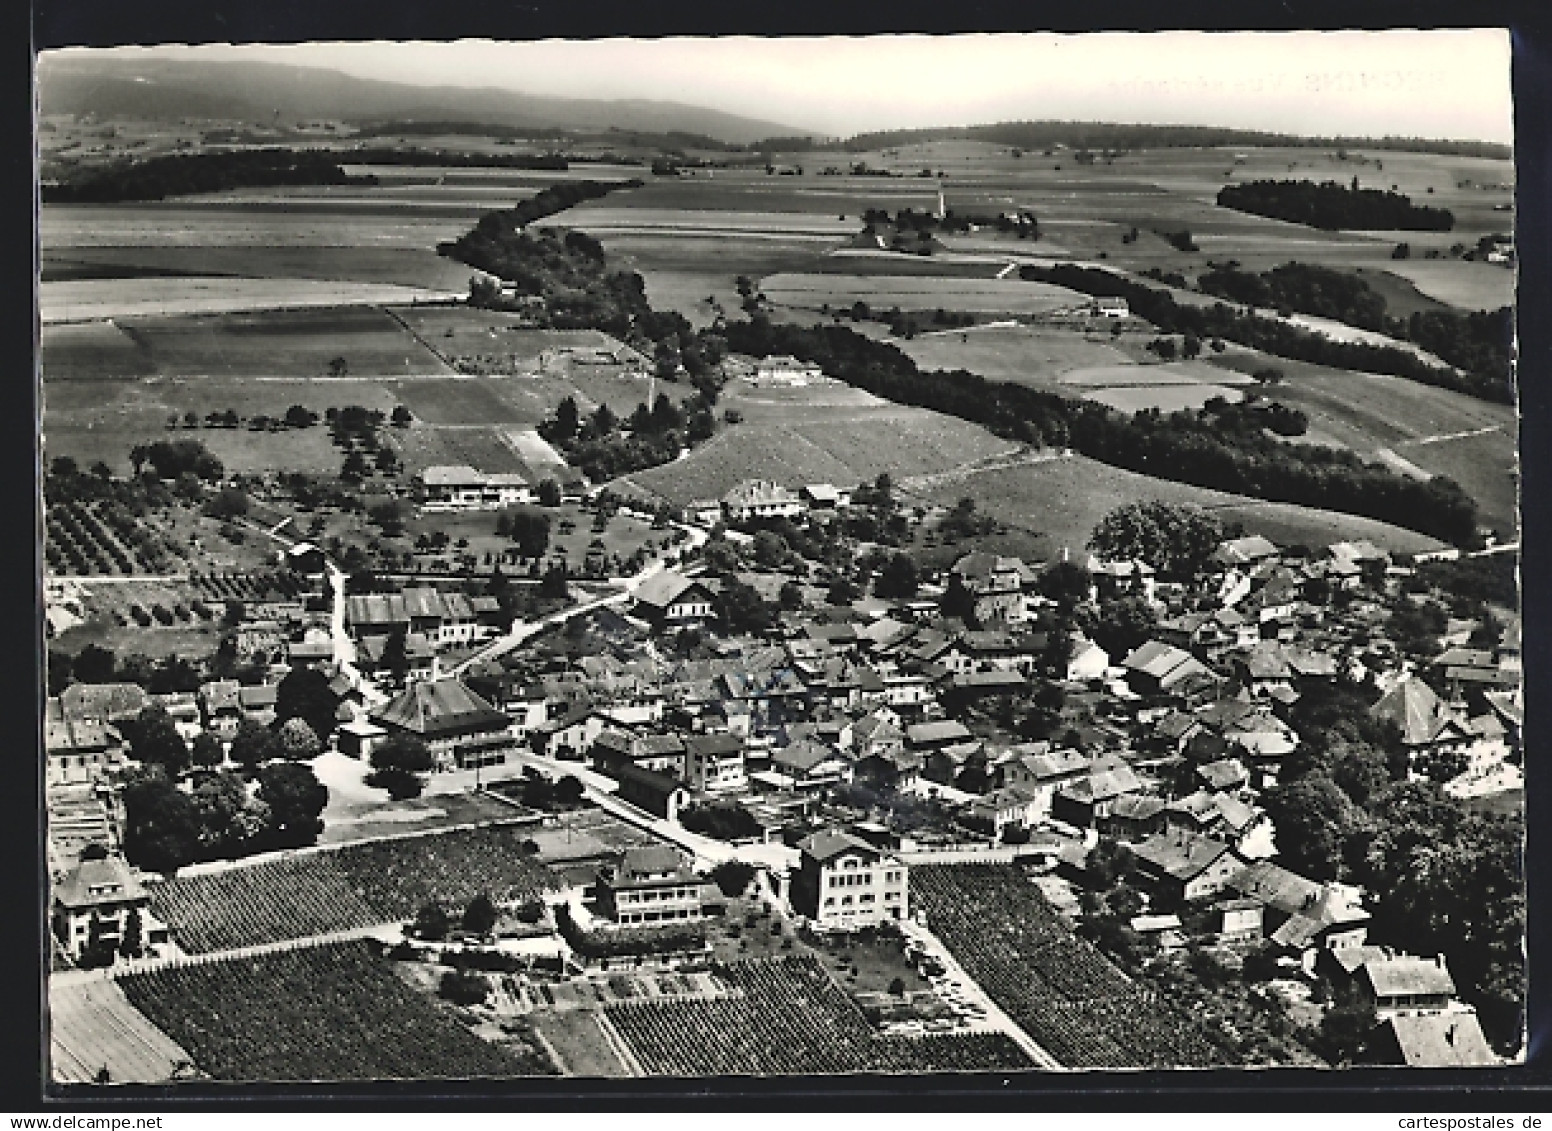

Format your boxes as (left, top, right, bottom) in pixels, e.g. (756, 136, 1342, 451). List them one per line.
(594, 846, 709, 927)
(608, 761, 691, 821)
(1131, 829, 1244, 903)
(371, 677, 514, 770)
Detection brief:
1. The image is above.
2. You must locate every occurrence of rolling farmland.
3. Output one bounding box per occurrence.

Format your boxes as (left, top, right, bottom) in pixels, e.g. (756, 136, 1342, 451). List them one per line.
(762, 272, 1089, 315)
(41, 277, 460, 324)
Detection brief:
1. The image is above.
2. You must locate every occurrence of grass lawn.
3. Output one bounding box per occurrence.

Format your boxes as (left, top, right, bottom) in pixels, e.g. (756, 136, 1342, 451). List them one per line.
(529, 1011, 631, 1077)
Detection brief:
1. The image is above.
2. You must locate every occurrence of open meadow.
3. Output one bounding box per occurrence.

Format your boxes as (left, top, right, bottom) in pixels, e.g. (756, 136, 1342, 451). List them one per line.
(41, 278, 460, 324)
(909, 452, 1444, 558)
(762, 272, 1088, 315)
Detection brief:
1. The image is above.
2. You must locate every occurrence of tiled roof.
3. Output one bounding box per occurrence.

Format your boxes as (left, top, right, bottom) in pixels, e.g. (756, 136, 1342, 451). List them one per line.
(371, 678, 510, 738)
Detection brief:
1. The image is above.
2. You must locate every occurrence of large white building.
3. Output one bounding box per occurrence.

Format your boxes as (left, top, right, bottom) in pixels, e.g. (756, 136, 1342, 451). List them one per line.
(419, 465, 534, 510)
(790, 829, 909, 930)
(722, 480, 805, 522)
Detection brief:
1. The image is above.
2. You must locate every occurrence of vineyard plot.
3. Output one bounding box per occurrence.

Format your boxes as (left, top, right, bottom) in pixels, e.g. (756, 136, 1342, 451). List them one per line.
(120, 941, 537, 1081)
(149, 824, 563, 955)
(606, 956, 1032, 1077)
(911, 865, 1231, 1069)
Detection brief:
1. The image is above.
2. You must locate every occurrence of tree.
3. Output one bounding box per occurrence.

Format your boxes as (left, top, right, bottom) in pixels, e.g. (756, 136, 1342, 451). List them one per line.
(537, 479, 562, 507)
(229, 717, 283, 770)
(1039, 560, 1092, 608)
(283, 404, 319, 429)
(888, 976, 907, 996)
(277, 717, 322, 761)
(752, 530, 790, 569)
(127, 705, 190, 776)
(379, 627, 410, 685)
(540, 563, 569, 600)
(1088, 501, 1226, 581)
(1090, 596, 1159, 660)
(554, 775, 586, 807)
(462, 893, 499, 936)
(191, 731, 225, 768)
(121, 769, 202, 874)
(190, 770, 267, 858)
(73, 643, 117, 684)
(119, 907, 144, 960)
(327, 356, 349, 378)
(369, 766, 423, 800)
(371, 733, 434, 774)
(256, 762, 328, 848)
(779, 580, 805, 611)
(413, 903, 451, 941)
(707, 859, 758, 898)
(1314, 999, 1378, 1066)
(940, 573, 978, 625)
(506, 509, 552, 558)
(717, 577, 774, 634)
(1261, 772, 1363, 881)
(274, 667, 340, 745)
(391, 404, 413, 428)
(874, 553, 920, 599)
(439, 969, 489, 1006)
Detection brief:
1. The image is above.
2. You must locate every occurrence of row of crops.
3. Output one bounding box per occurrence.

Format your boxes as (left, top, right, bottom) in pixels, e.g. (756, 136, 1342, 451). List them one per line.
(148, 825, 563, 955)
(191, 570, 312, 603)
(120, 941, 537, 1082)
(911, 865, 1229, 1069)
(606, 956, 1033, 1076)
(46, 501, 178, 576)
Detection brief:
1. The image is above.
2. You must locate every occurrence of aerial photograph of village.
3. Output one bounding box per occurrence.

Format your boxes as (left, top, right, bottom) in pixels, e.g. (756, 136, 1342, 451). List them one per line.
(38, 30, 1523, 1086)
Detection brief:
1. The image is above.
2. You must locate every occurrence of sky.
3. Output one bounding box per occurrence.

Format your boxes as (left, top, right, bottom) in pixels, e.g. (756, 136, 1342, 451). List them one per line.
(123, 31, 1513, 143)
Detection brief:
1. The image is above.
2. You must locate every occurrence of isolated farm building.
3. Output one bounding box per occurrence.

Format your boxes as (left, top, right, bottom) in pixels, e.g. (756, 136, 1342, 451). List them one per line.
(1090, 296, 1129, 319)
(631, 573, 718, 627)
(1364, 1012, 1497, 1068)
(593, 845, 709, 927)
(1130, 828, 1245, 903)
(418, 464, 534, 510)
(52, 853, 167, 962)
(752, 355, 823, 385)
(801, 483, 851, 509)
(1357, 954, 1458, 1016)
(371, 676, 515, 771)
(722, 479, 806, 521)
(609, 760, 691, 821)
(790, 828, 909, 931)
(683, 732, 747, 794)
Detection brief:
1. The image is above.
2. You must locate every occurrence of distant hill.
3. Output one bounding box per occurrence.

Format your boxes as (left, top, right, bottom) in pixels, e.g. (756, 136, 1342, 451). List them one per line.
(37, 55, 806, 145)
(835, 121, 1511, 161)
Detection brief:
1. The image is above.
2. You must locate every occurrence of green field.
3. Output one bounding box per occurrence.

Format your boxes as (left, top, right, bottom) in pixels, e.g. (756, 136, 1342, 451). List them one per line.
(762, 272, 1088, 315)
(43, 245, 478, 291)
(911, 453, 1444, 558)
(42, 306, 451, 381)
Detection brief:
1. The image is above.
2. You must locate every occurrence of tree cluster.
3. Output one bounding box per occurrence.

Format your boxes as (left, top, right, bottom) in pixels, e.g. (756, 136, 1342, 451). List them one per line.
(43, 148, 378, 204)
(1217, 179, 1455, 232)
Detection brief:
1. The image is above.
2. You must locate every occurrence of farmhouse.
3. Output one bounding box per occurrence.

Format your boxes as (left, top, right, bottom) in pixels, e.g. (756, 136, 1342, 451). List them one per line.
(1090, 296, 1129, 319)
(722, 480, 805, 521)
(418, 464, 534, 510)
(790, 829, 909, 930)
(370, 677, 516, 771)
(751, 355, 823, 386)
(1357, 954, 1458, 1016)
(1130, 828, 1245, 903)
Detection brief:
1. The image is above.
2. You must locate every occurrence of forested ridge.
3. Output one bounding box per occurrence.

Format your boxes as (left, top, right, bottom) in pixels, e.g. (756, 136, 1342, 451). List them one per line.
(42, 148, 378, 203)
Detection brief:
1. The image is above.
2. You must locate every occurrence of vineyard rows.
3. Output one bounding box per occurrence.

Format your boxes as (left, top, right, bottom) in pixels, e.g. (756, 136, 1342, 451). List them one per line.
(912, 865, 1227, 1069)
(120, 941, 533, 1082)
(149, 825, 563, 955)
(606, 956, 1033, 1076)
